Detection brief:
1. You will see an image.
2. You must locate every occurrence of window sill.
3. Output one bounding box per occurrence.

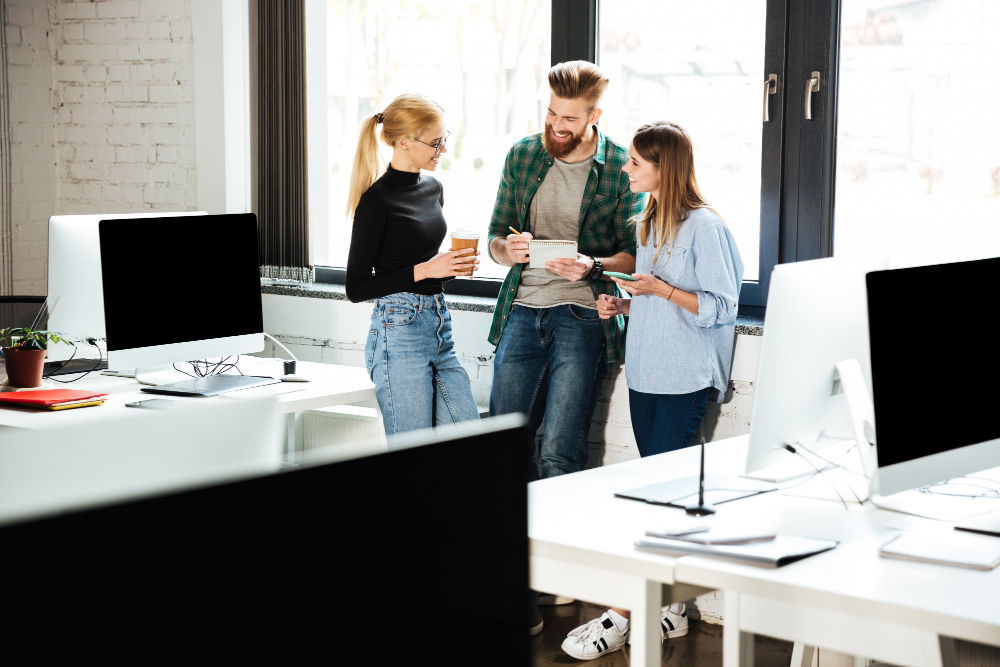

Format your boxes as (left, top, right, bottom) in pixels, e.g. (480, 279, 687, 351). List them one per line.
(260, 280, 497, 314)
(260, 280, 764, 334)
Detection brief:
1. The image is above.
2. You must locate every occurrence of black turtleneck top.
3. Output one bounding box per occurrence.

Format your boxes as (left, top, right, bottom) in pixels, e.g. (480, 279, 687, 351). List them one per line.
(346, 165, 448, 302)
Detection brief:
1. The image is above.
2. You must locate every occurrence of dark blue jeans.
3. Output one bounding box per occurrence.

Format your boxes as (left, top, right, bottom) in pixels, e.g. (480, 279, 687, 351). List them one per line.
(629, 387, 711, 458)
(490, 305, 607, 481)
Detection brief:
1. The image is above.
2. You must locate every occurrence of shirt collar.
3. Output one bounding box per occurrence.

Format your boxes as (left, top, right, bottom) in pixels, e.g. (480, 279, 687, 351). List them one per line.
(592, 125, 607, 165)
(384, 164, 421, 185)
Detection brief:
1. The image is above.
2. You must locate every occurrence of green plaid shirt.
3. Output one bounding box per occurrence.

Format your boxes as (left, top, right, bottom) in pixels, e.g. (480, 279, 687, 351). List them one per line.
(487, 128, 646, 364)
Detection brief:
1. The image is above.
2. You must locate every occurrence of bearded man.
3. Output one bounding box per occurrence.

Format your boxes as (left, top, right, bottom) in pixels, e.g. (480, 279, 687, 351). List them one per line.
(487, 61, 645, 481)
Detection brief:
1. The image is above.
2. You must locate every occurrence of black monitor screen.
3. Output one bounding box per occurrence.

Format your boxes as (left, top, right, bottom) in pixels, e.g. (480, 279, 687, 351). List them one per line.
(0, 422, 529, 663)
(867, 257, 1000, 468)
(99, 213, 263, 351)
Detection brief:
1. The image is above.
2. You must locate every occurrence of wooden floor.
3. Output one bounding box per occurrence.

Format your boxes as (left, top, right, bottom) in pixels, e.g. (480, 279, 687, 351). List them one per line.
(531, 600, 794, 667)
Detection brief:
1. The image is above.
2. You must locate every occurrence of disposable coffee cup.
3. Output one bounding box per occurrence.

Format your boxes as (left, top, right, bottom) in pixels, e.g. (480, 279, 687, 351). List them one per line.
(450, 229, 479, 276)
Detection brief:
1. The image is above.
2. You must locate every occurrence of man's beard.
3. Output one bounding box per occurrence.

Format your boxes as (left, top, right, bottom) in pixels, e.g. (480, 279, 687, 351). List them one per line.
(542, 124, 584, 159)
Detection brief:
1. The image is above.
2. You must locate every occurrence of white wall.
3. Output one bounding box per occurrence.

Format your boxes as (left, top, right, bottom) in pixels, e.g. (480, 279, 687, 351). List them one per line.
(191, 0, 249, 214)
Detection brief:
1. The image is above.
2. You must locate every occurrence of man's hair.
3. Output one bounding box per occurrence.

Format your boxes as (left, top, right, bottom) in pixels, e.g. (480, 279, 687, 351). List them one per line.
(547, 61, 610, 111)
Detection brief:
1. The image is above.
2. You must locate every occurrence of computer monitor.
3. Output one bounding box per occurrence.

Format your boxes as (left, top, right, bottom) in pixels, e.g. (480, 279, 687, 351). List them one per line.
(0, 415, 529, 664)
(98, 213, 264, 371)
(744, 255, 887, 482)
(48, 211, 208, 344)
(867, 258, 1000, 501)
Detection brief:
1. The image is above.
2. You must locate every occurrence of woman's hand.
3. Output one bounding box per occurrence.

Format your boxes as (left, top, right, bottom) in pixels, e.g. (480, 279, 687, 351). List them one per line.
(415, 249, 481, 281)
(505, 231, 532, 264)
(609, 274, 666, 297)
(596, 294, 630, 319)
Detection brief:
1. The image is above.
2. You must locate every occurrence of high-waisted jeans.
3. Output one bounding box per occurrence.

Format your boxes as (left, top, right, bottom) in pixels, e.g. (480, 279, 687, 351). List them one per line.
(365, 293, 481, 438)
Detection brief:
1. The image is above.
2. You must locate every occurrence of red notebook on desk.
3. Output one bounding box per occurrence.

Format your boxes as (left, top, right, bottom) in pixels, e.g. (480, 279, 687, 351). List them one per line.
(0, 389, 109, 409)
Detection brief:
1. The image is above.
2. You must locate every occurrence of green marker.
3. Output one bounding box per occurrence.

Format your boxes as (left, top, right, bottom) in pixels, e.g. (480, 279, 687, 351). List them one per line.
(604, 271, 638, 281)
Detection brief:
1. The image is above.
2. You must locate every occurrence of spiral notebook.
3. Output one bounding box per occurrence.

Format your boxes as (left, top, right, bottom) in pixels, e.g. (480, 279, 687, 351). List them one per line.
(528, 240, 578, 269)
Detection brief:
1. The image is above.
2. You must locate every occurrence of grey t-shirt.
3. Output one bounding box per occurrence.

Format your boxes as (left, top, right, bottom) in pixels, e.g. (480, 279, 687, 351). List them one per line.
(513, 156, 598, 310)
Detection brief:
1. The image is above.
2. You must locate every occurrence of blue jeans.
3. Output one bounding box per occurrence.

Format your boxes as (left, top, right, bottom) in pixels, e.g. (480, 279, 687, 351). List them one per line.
(629, 387, 711, 458)
(365, 293, 481, 437)
(490, 304, 607, 480)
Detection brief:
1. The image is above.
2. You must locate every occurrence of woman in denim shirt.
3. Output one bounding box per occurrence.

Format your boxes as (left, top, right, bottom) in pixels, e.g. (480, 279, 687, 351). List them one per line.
(597, 121, 744, 457)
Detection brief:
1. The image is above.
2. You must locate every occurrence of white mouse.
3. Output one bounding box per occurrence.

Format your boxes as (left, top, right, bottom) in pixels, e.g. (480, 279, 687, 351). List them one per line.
(280, 375, 310, 382)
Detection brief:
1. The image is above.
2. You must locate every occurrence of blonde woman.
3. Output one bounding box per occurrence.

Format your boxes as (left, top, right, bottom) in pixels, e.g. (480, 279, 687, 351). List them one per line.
(346, 93, 481, 437)
(562, 122, 743, 660)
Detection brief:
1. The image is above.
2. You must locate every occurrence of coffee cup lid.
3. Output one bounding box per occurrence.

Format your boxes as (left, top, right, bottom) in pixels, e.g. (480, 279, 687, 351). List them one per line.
(451, 228, 479, 239)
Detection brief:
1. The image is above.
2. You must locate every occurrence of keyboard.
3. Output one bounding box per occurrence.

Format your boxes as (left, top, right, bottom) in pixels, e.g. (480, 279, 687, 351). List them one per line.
(140, 375, 280, 397)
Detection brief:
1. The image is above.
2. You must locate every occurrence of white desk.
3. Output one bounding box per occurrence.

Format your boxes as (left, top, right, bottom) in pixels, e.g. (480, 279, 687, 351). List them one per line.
(530, 435, 1000, 667)
(0, 358, 379, 462)
(529, 444, 715, 667)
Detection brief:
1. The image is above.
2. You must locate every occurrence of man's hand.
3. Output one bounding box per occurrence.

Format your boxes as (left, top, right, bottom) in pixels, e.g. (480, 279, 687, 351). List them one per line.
(505, 231, 533, 264)
(546, 254, 595, 282)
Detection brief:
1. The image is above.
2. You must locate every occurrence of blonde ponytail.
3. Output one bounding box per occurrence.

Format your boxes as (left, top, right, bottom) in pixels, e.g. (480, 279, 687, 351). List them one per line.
(346, 115, 382, 219)
(345, 93, 446, 220)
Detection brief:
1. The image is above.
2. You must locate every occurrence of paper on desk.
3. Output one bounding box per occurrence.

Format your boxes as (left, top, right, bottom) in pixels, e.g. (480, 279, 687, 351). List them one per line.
(528, 240, 577, 269)
(636, 534, 838, 568)
(879, 532, 1000, 571)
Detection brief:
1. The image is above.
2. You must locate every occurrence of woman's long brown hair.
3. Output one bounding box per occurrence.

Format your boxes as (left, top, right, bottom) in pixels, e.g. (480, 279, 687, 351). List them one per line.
(633, 121, 714, 262)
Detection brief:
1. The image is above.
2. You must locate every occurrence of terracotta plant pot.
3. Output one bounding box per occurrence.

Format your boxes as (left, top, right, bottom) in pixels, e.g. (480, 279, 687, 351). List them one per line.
(2, 347, 47, 388)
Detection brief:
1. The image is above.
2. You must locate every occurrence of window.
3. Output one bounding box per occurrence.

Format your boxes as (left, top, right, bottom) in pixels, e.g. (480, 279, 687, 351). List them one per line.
(318, 0, 552, 280)
(833, 0, 1000, 263)
(598, 0, 769, 281)
(315, 0, 997, 312)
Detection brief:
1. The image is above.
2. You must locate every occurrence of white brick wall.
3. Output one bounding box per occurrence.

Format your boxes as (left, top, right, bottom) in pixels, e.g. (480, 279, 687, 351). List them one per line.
(5, 0, 57, 295)
(51, 0, 197, 217)
(3, 0, 197, 295)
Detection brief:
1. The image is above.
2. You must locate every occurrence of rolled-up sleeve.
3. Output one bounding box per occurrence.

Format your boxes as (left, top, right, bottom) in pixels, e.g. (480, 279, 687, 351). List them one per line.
(693, 223, 744, 328)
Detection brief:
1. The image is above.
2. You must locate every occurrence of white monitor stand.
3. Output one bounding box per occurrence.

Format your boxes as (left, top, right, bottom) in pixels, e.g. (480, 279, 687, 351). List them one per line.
(838, 358, 998, 521)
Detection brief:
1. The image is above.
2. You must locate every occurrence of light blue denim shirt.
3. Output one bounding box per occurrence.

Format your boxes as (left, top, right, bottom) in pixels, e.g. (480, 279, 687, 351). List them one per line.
(624, 207, 744, 403)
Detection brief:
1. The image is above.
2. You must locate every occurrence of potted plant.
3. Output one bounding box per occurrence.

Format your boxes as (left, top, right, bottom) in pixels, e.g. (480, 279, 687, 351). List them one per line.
(0, 328, 71, 388)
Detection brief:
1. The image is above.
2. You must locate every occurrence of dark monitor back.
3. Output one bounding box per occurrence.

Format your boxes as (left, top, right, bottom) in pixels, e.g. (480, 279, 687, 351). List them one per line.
(0, 423, 529, 664)
(98, 213, 263, 351)
(867, 257, 1000, 468)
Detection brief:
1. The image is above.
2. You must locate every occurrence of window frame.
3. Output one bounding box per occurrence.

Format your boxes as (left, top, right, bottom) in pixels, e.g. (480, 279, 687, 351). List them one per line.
(315, 0, 843, 313)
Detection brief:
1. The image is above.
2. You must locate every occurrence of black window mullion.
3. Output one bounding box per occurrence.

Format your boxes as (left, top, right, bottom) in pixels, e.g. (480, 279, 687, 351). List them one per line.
(551, 0, 599, 65)
(741, 0, 792, 314)
(780, 0, 840, 264)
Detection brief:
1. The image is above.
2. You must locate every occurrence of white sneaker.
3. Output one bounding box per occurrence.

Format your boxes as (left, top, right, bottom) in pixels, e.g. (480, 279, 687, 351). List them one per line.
(661, 603, 689, 640)
(561, 612, 629, 661)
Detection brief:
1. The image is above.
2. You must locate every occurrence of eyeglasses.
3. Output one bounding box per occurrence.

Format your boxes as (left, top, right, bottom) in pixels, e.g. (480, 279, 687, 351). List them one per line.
(413, 131, 451, 156)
